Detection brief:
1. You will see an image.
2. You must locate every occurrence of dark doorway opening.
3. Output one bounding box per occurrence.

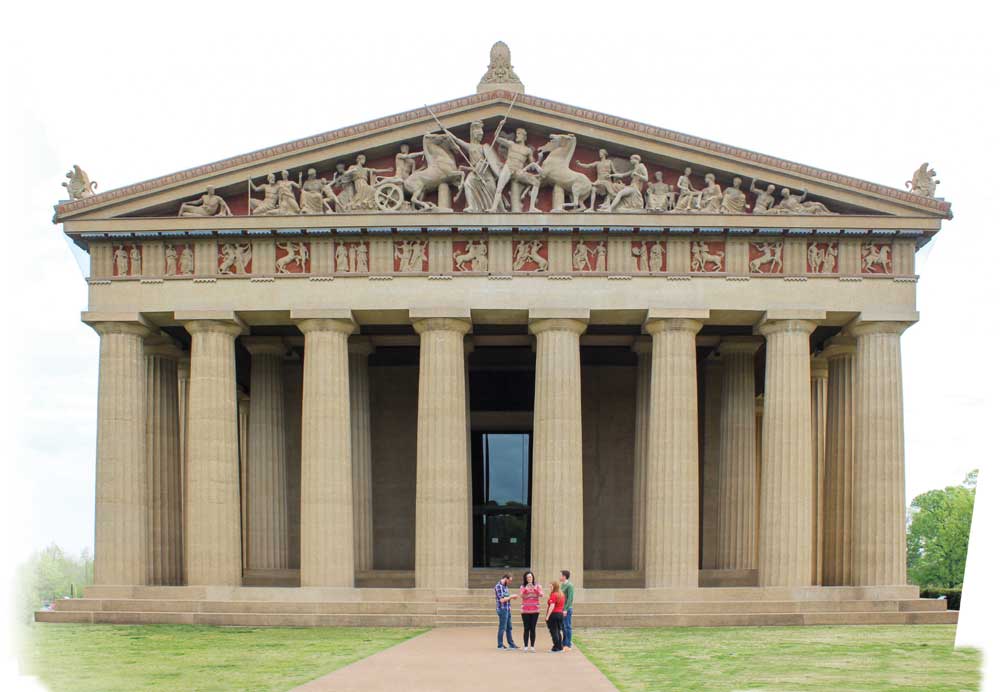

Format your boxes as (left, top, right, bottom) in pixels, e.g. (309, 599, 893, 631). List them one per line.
(472, 432, 532, 568)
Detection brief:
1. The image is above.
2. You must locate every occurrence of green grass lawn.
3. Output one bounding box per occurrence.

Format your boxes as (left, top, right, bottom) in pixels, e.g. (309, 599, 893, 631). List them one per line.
(19, 624, 425, 692)
(576, 625, 981, 692)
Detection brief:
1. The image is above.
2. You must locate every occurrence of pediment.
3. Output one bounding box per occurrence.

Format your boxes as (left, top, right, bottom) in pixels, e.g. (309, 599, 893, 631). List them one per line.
(54, 91, 951, 223)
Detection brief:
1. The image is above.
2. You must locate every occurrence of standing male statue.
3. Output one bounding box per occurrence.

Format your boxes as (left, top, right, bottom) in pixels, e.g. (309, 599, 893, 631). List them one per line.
(491, 128, 540, 212)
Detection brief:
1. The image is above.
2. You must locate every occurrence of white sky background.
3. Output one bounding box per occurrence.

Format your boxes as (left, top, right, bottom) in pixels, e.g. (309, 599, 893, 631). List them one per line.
(1, 0, 998, 682)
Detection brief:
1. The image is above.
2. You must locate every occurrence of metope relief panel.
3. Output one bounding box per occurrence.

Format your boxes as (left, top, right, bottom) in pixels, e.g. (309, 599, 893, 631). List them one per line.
(334, 241, 369, 274)
(112, 244, 142, 277)
(165, 243, 195, 276)
(218, 242, 252, 275)
(393, 240, 428, 273)
(806, 241, 838, 274)
(631, 240, 665, 273)
(275, 241, 311, 274)
(690, 240, 725, 273)
(453, 240, 489, 272)
(572, 240, 607, 272)
(512, 239, 548, 272)
(748, 241, 783, 274)
(861, 242, 892, 274)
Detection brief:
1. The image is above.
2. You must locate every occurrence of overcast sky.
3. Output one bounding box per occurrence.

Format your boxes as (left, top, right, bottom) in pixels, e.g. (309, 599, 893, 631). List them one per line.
(1, 2, 996, 565)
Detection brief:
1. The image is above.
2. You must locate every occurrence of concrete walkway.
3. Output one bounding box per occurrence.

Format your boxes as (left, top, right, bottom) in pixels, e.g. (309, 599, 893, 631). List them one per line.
(291, 626, 618, 692)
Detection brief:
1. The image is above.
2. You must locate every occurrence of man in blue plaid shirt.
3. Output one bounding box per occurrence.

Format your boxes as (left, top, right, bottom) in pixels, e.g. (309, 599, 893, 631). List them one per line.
(494, 573, 519, 649)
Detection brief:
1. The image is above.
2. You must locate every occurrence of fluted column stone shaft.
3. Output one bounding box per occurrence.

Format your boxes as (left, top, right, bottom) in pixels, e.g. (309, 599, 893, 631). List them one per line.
(530, 318, 587, 587)
(852, 321, 910, 585)
(92, 321, 150, 586)
(810, 357, 829, 586)
(184, 319, 243, 585)
(414, 317, 472, 589)
(243, 337, 289, 570)
(298, 319, 356, 586)
(349, 338, 375, 573)
(631, 338, 651, 572)
(758, 319, 816, 587)
(237, 391, 250, 571)
(177, 357, 190, 583)
(716, 338, 761, 570)
(700, 357, 722, 570)
(145, 342, 183, 585)
(821, 336, 856, 585)
(644, 317, 702, 588)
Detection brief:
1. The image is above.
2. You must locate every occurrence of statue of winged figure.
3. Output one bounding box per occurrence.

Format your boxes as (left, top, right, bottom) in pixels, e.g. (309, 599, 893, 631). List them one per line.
(62, 165, 97, 200)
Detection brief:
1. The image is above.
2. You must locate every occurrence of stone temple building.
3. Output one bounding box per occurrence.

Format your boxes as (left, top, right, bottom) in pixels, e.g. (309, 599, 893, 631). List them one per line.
(39, 43, 957, 626)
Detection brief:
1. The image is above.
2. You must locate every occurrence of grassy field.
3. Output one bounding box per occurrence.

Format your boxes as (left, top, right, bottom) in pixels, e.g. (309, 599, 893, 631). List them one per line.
(18, 624, 425, 692)
(575, 625, 981, 692)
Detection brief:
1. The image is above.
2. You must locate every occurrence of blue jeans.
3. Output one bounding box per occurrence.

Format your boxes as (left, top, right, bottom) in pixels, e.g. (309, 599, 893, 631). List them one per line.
(496, 608, 515, 647)
(561, 607, 573, 647)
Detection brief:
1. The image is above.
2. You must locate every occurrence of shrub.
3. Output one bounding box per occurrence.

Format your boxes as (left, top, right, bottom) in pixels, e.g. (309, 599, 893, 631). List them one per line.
(919, 586, 962, 610)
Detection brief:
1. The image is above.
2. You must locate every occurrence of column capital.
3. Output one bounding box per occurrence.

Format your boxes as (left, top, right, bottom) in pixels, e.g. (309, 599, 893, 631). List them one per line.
(848, 320, 914, 337)
(820, 334, 856, 360)
(718, 336, 763, 356)
(182, 314, 246, 338)
(144, 336, 185, 360)
(810, 356, 829, 378)
(83, 311, 154, 337)
(413, 317, 473, 335)
(242, 336, 288, 356)
(631, 335, 652, 354)
(90, 321, 153, 338)
(348, 335, 375, 355)
(296, 318, 356, 336)
(755, 318, 817, 337)
(529, 318, 587, 336)
(644, 318, 703, 336)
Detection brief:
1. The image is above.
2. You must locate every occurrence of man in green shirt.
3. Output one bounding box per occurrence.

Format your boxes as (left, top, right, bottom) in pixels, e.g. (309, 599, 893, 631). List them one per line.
(559, 569, 575, 650)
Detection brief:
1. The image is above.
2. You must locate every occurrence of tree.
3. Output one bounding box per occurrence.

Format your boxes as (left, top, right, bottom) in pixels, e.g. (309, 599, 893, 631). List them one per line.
(15, 544, 94, 623)
(906, 470, 977, 588)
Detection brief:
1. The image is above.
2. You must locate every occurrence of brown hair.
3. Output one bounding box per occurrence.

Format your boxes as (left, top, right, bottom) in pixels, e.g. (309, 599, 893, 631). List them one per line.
(550, 581, 560, 594)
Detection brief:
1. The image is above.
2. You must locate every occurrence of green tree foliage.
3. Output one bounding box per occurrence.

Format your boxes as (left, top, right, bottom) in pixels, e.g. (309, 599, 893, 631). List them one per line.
(906, 470, 977, 588)
(15, 544, 93, 623)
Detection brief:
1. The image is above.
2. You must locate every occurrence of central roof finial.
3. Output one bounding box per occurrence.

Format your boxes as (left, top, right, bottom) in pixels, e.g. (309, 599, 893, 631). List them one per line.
(477, 41, 524, 94)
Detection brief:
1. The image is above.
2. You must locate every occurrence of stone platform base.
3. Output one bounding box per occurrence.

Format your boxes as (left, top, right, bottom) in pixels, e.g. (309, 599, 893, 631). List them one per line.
(35, 583, 957, 628)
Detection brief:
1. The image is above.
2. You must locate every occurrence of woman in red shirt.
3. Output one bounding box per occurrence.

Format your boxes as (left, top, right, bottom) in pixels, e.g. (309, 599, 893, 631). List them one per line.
(519, 571, 544, 652)
(544, 580, 565, 652)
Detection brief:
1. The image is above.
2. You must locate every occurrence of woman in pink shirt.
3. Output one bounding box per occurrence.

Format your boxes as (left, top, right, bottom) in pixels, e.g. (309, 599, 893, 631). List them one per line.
(519, 571, 544, 652)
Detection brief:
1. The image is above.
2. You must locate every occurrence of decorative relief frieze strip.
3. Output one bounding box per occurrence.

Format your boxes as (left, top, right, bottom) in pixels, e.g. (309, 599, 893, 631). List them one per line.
(192, 278, 217, 283)
(608, 275, 632, 280)
(309, 276, 335, 281)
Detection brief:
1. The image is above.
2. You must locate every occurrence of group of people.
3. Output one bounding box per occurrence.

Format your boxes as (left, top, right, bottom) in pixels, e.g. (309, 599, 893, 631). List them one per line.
(493, 570, 574, 653)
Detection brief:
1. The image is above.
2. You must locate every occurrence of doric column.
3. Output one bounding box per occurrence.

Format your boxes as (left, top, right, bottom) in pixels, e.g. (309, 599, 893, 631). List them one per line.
(852, 321, 911, 585)
(145, 339, 183, 586)
(821, 335, 855, 585)
(700, 355, 722, 570)
(349, 337, 375, 573)
(296, 316, 356, 587)
(237, 390, 250, 571)
(757, 317, 817, 587)
(89, 318, 150, 585)
(283, 359, 303, 570)
(644, 312, 704, 588)
(630, 337, 651, 572)
(413, 314, 473, 589)
(182, 316, 244, 585)
(243, 337, 289, 570)
(530, 315, 587, 587)
(716, 338, 761, 571)
(810, 356, 829, 585)
(754, 394, 764, 568)
(177, 356, 190, 583)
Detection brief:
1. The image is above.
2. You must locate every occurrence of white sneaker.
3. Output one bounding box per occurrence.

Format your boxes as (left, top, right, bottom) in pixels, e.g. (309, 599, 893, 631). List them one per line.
(530, 646, 536, 652)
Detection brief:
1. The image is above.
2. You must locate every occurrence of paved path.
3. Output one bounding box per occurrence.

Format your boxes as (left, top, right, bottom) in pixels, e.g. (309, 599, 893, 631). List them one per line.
(291, 626, 618, 692)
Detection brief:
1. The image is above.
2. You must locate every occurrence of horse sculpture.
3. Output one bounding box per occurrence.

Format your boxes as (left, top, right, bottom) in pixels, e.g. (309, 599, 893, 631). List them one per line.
(404, 133, 465, 211)
(537, 134, 592, 212)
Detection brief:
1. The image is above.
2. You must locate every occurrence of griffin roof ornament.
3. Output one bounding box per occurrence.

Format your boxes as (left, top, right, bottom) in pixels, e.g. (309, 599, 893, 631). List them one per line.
(61, 165, 97, 200)
(477, 41, 524, 94)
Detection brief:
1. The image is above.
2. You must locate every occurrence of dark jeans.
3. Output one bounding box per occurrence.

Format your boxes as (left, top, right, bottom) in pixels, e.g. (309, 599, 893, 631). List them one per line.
(547, 612, 564, 651)
(521, 612, 539, 647)
(561, 607, 573, 647)
(497, 608, 515, 648)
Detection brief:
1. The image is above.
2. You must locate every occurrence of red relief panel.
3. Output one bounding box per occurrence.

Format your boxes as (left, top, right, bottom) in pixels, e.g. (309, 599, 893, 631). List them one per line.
(806, 241, 839, 274)
(861, 242, 892, 274)
(164, 243, 195, 276)
(572, 240, 607, 272)
(631, 240, 665, 273)
(453, 239, 489, 272)
(112, 244, 142, 277)
(748, 241, 784, 274)
(275, 241, 311, 274)
(394, 240, 428, 273)
(217, 242, 252, 275)
(512, 238, 548, 272)
(690, 240, 726, 273)
(334, 241, 370, 273)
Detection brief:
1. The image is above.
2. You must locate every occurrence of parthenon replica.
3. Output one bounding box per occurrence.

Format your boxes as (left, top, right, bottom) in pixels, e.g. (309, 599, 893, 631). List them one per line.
(39, 43, 957, 627)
